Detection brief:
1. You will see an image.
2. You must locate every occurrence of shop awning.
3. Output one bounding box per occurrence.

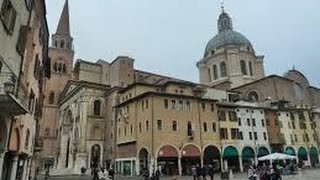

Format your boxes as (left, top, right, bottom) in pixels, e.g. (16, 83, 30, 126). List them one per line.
(182, 145, 201, 157)
(285, 147, 296, 156)
(298, 147, 308, 156)
(158, 145, 178, 158)
(223, 146, 238, 158)
(242, 147, 255, 160)
(310, 147, 318, 156)
(258, 147, 269, 157)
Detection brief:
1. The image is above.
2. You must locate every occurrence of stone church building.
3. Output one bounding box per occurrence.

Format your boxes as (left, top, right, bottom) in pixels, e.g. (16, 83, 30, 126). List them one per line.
(40, 1, 320, 176)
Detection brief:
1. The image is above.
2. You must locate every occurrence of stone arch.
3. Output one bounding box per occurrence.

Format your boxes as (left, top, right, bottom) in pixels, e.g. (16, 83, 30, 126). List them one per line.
(157, 144, 179, 175)
(138, 148, 149, 172)
(257, 147, 270, 158)
(180, 144, 201, 175)
(247, 90, 260, 102)
(203, 145, 221, 169)
(309, 147, 319, 166)
(222, 146, 240, 172)
(284, 146, 296, 156)
(242, 146, 255, 170)
(298, 147, 308, 161)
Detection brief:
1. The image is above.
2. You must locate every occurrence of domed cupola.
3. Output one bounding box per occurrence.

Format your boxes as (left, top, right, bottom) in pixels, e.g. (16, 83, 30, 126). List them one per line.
(218, 11, 233, 32)
(204, 10, 254, 57)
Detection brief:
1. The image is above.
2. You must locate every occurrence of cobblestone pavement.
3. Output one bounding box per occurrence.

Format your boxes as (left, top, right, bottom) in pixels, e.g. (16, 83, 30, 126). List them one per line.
(38, 168, 320, 180)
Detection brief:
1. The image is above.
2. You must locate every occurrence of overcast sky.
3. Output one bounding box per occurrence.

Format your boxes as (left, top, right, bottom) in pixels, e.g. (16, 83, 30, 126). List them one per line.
(45, 0, 320, 87)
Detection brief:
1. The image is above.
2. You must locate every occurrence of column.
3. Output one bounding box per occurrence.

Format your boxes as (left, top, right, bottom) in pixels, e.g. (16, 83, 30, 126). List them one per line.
(135, 158, 140, 176)
(178, 157, 182, 176)
(130, 160, 134, 176)
(239, 156, 243, 172)
(21, 159, 28, 180)
(9, 155, 19, 180)
(223, 159, 228, 171)
(79, 100, 88, 153)
(0, 153, 5, 179)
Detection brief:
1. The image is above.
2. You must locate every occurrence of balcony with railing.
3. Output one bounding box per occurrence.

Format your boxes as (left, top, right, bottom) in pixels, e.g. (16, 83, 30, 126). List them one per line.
(0, 72, 28, 116)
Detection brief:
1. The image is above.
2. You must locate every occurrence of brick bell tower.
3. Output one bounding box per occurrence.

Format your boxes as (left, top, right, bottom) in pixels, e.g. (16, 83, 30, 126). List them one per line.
(41, 0, 74, 167)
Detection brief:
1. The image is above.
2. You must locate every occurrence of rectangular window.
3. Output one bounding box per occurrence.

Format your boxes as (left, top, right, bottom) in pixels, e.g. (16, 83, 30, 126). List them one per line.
(220, 128, 228, 139)
(164, 99, 168, 109)
(187, 121, 193, 136)
(179, 101, 183, 111)
(146, 99, 149, 109)
(294, 134, 298, 142)
(290, 113, 295, 120)
(239, 131, 243, 140)
(275, 119, 279, 126)
(228, 111, 237, 121)
(146, 121, 149, 131)
(263, 132, 267, 140)
(212, 123, 216, 132)
(238, 118, 242, 126)
(211, 104, 214, 112)
(186, 101, 191, 111)
(157, 119, 162, 130)
(201, 102, 205, 111)
(247, 118, 251, 126)
(142, 101, 144, 110)
(172, 121, 177, 131)
(130, 125, 133, 134)
(231, 128, 238, 140)
(254, 132, 258, 140)
(218, 110, 226, 121)
(203, 122, 207, 132)
(305, 134, 309, 142)
(0, 0, 16, 34)
(139, 122, 142, 133)
(261, 119, 265, 127)
(298, 111, 305, 120)
(171, 100, 176, 110)
(16, 25, 29, 55)
(252, 118, 256, 126)
(249, 132, 252, 140)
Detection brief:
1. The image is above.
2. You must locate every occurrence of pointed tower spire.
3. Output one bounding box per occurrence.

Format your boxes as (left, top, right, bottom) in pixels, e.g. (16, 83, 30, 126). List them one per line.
(56, 0, 70, 35)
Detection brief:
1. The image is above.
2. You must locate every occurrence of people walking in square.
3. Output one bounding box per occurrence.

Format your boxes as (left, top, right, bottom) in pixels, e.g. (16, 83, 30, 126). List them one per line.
(201, 165, 208, 180)
(191, 165, 197, 180)
(196, 164, 202, 180)
(208, 164, 215, 180)
(248, 165, 257, 180)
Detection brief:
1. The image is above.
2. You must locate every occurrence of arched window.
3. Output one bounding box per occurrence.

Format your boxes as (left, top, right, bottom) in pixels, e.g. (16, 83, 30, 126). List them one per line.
(220, 62, 227, 77)
(58, 63, 62, 72)
(24, 130, 30, 149)
(248, 91, 259, 102)
(240, 60, 247, 75)
(60, 40, 65, 48)
(208, 68, 212, 82)
(213, 64, 218, 80)
(49, 92, 54, 104)
(249, 61, 253, 76)
(54, 41, 58, 47)
(62, 64, 66, 73)
(93, 100, 101, 116)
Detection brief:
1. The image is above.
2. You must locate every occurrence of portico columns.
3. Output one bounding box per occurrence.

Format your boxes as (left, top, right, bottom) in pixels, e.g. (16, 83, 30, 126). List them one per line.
(239, 156, 243, 172)
(9, 155, 19, 180)
(79, 100, 88, 153)
(178, 157, 182, 176)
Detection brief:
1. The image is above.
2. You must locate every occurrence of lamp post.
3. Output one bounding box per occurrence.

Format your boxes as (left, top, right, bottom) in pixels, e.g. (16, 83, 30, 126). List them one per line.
(4, 79, 15, 94)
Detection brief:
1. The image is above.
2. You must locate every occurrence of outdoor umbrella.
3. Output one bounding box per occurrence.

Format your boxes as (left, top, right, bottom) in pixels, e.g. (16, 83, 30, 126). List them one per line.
(258, 153, 296, 161)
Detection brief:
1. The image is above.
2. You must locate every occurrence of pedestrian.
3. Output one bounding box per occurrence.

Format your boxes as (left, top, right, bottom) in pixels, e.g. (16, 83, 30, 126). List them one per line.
(144, 168, 149, 180)
(208, 164, 214, 180)
(44, 167, 50, 180)
(196, 164, 201, 180)
(248, 165, 257, 180)
(201, 165, 208, 180)
(92, 167, 99, 180)
(191, 165, 197, 180)
(155, 169, 160, 180)
(108, 167, 115, 180)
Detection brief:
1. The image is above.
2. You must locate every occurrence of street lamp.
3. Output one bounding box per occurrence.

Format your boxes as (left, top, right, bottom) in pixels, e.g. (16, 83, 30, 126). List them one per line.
(4, 79, 15, 94)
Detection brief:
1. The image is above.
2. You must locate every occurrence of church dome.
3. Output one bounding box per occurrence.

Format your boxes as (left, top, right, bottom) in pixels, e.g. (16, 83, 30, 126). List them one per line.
(205, 30, 253, 55)
(204, 11, 254, 56)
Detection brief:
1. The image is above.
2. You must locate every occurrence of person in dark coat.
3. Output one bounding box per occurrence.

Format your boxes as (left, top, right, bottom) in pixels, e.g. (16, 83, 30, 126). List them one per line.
(92, 167, 99, 180)
(155, 169, 160, 180)
(208, 164, 215, 180)
(109, 168, 115, 180)
(196, 164, 202, 180)
(201, 165, 208, 180)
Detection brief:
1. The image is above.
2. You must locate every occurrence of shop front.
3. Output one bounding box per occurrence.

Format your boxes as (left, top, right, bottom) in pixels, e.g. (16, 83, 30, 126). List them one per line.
(157, 145, 178, 176)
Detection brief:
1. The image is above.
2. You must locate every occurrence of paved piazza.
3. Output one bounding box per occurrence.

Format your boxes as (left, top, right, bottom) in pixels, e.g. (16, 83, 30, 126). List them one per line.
(37, 169, 320, 180)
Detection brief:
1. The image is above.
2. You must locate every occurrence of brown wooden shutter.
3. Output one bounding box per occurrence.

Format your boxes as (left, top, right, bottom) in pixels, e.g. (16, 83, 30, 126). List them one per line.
(16, 25, 29, 55)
